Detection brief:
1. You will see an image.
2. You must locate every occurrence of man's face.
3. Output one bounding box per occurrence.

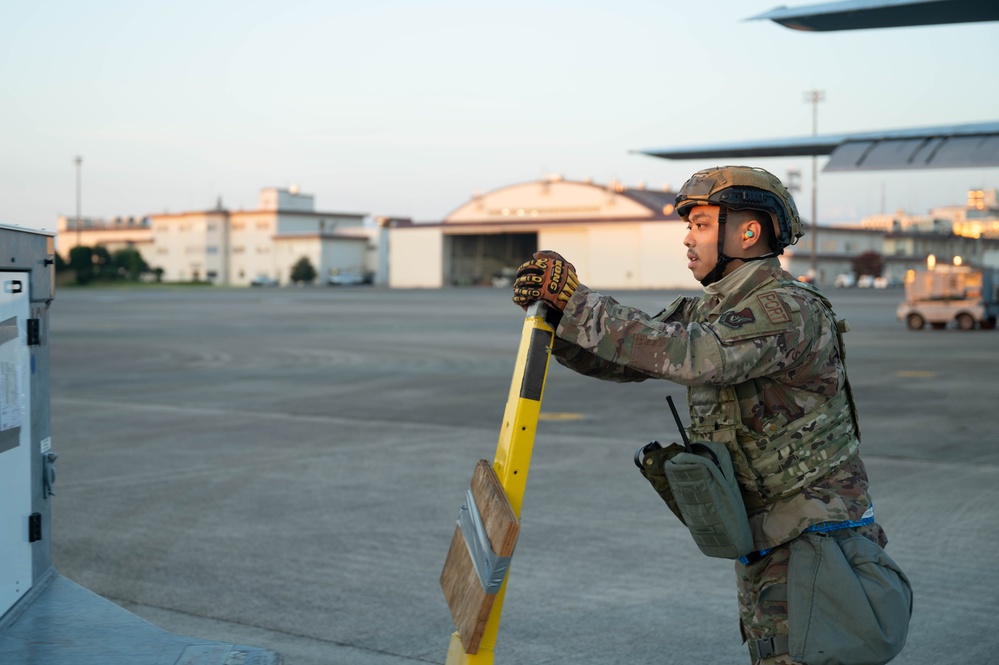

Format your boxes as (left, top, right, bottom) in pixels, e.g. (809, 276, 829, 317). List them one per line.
(683, 205, 722, 282)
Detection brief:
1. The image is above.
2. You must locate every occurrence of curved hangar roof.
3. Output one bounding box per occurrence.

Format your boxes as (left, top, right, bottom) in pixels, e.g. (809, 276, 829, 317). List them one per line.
(444, 178, 681, 226)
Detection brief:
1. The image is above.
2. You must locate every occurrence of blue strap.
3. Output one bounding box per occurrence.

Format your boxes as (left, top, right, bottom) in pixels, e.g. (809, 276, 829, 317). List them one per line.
(738, 508, 875, 565)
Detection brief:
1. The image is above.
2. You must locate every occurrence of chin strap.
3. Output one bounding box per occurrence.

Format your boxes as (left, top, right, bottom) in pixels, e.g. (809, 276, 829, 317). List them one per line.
(699, 256, 733, 287)
(699, 208, 731, 286)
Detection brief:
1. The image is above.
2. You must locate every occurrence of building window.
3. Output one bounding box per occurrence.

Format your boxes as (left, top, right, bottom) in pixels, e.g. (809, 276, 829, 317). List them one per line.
(233, 246, 244, 254)
(207, 246, 218, 254)
(232, 222, 245, 230)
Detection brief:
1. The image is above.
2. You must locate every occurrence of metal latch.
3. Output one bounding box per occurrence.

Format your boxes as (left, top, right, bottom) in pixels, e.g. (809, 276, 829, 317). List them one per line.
(27, 319, 41, 346)
(29, 513, 42, 542)
(42, 451, 57, 498)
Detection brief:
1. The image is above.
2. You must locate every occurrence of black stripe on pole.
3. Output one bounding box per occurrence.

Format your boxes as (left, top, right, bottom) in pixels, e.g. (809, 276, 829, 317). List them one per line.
(519, 328, 551, 401)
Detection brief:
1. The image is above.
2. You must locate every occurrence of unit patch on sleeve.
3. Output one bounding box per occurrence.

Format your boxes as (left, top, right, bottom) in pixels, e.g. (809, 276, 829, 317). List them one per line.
(719, 307, 756, 329)
(757, 292, 792, 325)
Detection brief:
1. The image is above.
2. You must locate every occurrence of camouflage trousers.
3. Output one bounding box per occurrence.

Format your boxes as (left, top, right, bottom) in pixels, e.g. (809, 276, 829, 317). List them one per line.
(735, 522, 887, 665)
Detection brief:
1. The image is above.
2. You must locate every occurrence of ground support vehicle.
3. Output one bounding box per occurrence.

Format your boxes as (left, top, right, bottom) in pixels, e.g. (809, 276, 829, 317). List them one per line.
(897, 266, 998, 330)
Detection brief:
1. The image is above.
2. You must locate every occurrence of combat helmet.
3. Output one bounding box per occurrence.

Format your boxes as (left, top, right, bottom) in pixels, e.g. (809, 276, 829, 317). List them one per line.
(675, 166, 803, 285)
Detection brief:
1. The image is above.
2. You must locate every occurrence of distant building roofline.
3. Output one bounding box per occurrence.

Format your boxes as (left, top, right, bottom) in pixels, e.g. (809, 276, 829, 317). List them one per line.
(0, 222, 55, 237)
(148, 208, 367, 220)
(442, 177, 680, 222)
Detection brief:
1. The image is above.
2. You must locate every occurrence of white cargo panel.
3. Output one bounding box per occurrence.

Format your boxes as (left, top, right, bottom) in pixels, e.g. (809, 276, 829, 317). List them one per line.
(0, 273, 32, 616)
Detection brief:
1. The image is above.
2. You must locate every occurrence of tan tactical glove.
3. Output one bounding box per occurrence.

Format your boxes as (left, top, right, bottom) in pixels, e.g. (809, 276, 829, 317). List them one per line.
(511, 250, 579, 311)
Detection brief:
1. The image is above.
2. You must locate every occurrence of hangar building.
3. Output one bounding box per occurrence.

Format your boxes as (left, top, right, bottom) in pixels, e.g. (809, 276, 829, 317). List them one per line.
(386, 176, 703, 290)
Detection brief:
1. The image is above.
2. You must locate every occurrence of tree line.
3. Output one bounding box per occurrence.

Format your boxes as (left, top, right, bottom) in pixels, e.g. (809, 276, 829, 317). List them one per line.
(59, 246, 158, 284)
(59, 246, 320, 286)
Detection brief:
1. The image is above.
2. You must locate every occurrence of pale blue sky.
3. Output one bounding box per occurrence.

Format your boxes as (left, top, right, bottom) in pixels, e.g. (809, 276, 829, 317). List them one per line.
(2, 0, 997, 232)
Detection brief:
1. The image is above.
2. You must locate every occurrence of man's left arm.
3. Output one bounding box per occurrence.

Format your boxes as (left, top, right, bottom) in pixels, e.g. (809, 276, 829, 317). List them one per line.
(557, 286, 819, 386)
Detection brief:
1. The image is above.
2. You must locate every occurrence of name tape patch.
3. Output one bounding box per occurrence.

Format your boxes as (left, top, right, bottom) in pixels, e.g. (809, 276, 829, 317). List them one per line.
(757, 292, 792, 325)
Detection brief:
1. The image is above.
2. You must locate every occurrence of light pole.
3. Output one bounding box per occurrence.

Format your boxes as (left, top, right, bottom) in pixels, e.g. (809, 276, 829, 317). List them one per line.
(803, 90, 825, 280)
(74, 156, 83, 248)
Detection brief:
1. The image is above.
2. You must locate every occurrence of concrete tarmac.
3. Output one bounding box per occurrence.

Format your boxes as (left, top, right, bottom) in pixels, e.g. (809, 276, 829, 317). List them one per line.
(48, 285, 999, 664)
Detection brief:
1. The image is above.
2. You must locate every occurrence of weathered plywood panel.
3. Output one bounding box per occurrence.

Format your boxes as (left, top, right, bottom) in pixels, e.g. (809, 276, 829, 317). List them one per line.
(440, 460, 519, 654)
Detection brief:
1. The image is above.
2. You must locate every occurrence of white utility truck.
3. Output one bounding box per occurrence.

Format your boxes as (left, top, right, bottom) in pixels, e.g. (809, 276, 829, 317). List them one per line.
(897, 265, 998, 330)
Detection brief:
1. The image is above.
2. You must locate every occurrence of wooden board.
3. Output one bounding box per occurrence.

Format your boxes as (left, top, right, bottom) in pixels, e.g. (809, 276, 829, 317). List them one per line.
(440, 459, 520, 654)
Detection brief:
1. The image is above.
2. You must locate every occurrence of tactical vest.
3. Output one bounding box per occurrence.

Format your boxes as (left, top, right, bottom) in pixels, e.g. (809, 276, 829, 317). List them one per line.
(686, 280, 861, 511)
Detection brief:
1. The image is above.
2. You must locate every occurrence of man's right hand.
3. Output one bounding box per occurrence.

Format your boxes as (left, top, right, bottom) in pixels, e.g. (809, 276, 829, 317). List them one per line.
(511, 250, 578, 311)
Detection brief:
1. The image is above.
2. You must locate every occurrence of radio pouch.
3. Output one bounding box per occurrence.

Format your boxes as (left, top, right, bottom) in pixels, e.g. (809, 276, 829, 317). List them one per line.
(635, 441, 688, 524)
(663, 440, 754, 559)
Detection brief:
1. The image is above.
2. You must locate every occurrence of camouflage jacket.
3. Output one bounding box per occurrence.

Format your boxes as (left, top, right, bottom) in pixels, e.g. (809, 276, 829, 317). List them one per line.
(553, 258, 879, 550)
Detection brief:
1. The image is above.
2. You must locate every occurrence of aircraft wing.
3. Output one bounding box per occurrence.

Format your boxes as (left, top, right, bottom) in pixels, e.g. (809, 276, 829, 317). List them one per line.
(749, 0, 999, 32)
(636, 121, 999, 171)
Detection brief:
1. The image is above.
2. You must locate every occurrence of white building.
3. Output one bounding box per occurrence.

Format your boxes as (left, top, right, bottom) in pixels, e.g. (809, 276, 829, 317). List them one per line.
(150, 187, 375, 286)
(936, 188, 999, 240)
(840, 187, 999, 275)
(57, 187, 377, 286)
(55, 215, 154, 264)
(857, 188, 999, 240)
(57, 187, 378, 286)
(388, 176, 699, 289)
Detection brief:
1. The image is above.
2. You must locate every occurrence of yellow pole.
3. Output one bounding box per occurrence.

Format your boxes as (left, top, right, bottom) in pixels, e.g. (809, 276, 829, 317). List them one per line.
(446, 302, 555, 664)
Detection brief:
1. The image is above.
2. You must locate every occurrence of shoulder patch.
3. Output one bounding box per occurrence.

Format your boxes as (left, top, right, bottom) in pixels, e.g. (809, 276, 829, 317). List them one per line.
(757, 292, 792, 325)
(719, 307, 756, 329)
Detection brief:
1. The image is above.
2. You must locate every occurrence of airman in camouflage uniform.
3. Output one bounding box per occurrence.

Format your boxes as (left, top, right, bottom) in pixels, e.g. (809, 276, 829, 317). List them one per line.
(511, 166, 890, 664)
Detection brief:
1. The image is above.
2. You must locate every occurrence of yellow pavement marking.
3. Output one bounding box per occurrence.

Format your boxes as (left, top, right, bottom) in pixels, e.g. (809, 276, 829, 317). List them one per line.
(538, 412, 584, 421)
